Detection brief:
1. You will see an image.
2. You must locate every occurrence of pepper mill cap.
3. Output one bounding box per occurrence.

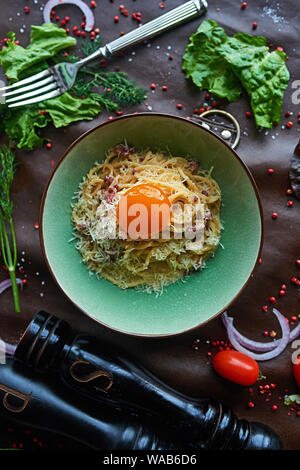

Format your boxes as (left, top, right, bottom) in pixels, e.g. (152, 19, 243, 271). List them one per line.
(14, 311, 73, 371)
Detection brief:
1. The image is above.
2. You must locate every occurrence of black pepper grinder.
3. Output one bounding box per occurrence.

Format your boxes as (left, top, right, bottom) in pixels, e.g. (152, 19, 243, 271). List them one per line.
(14, 311, 282, 450)
(0, 357, 183, 450)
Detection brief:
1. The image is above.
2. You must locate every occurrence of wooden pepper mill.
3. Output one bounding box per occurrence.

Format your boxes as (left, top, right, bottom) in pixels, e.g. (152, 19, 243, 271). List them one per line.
(10, 311, 282, 450)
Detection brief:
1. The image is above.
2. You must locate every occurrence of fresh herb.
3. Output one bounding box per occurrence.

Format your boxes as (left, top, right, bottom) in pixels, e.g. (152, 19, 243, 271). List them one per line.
(182, 20, 290, 128)
(0, 24, 146, 151)
(284, 394, 300, 406)
(0, 145, 20, 312)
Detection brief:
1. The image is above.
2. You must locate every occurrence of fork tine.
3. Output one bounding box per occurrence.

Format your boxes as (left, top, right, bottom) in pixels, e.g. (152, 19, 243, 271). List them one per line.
(6, 82, 59, 104)
(0, 69, 51, 92)
(7, 89, 62, 108)
(3, 76, 55, 98)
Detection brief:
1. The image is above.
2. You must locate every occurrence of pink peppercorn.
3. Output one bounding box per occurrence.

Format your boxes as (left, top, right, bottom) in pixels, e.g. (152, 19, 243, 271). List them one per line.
(150, 83, 156, 90)
(252, 22, 258, 30)
(90, 1, 96, 7)
(24, 6, 30, 14)
(272, 212, 278, 219)
(279, 290, 286, 296)
(262, 305, 268, 312)
(285, 111, 291, 117)
(46, 142, 52, 149)
(162, 85, 168, 91)
(286, 121, 294, 128)
(245, 111, 252, 118)
(176, 104, 183, 109)
(287, 200, 293, 207)
(248, 401, 255, 408)
(241, 2, 247, 9)
(114, 16, 119, 23)
(269, 297, 276, 304)
(272, 405, 278, 411)
(268, 168, 274, 175)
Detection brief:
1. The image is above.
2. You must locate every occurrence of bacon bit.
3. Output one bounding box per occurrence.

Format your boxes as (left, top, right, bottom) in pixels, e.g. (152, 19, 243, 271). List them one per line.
(269, 330, 277, 338)
(201, 190, 209, 196)
(189, 160, 199, 174)
(104, 175, 114, 185)
(113, 144, 135, 156)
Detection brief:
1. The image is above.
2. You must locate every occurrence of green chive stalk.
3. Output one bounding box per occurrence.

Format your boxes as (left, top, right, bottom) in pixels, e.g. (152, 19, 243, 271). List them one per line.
(0, 145, 20, 313)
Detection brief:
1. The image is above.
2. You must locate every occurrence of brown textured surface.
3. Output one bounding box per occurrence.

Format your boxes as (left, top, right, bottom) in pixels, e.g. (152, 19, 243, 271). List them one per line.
(1, 0, 300, 450)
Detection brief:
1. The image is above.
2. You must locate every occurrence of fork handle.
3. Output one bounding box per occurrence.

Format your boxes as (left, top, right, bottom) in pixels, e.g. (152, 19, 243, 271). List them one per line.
(77, 0, 207, 67)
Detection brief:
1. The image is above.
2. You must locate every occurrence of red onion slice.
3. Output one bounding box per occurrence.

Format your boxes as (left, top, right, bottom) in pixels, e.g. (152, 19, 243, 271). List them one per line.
(0, 278, 22, 294)
(43, 0, 95, 31)
(222, 311, 300, 352)
(223, 308, 290, 361)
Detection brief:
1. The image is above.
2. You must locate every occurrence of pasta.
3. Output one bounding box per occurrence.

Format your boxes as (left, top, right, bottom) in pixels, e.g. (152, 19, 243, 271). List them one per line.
(72, 144, 222, 293)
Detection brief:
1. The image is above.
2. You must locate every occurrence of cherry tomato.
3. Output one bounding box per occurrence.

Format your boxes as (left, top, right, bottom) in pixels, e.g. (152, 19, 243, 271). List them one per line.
(212, 350, 259, 386)
(293, 360, 300, 389)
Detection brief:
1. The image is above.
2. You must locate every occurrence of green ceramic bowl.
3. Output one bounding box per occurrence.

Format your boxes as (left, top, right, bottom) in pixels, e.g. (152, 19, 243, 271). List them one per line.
(40, 113, 263, 337)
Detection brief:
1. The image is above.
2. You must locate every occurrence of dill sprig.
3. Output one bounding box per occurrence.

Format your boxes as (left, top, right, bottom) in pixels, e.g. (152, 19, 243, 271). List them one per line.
(55, 36, 146, 109)
(0, 145, 20, 312)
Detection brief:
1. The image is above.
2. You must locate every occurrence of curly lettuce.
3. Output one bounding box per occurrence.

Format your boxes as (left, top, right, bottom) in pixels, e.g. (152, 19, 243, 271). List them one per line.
(183, 20, 290, 128)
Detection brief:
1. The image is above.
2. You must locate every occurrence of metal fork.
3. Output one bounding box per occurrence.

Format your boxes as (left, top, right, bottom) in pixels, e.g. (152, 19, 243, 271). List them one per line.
(0, 0, 207, 108)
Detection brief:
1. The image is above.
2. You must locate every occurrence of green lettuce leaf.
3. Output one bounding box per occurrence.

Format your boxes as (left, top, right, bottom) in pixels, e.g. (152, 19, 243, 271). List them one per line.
(182, 20, 290, 128)
(182, 20, 242, 102)
(0, 24, 76, 82)
(3, 107, 51, 151)
(40, 92, 102, 128)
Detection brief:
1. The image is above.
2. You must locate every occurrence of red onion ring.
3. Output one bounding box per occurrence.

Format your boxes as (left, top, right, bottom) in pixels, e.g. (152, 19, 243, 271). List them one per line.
(43, 0, 95, 31)
(0, 278, 22, 294)
(222, 311, 300, 352)
(222, 308, 290, 361)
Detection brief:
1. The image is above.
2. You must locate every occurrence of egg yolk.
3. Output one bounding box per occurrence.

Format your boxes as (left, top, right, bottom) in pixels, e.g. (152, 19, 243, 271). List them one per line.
(117, 183, 171, 239)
